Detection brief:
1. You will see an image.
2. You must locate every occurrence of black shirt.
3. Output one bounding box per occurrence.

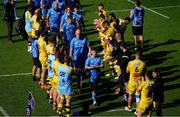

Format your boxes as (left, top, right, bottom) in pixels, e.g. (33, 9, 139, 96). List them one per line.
(153, 77, 164, 102)
(4, 1, 15, 22)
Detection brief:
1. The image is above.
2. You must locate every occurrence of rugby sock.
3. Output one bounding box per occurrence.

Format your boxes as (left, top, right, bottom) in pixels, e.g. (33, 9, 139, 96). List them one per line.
(92, 92, 97, 102)
(65, 104, 71, 117)
(57, 103, 63, 115)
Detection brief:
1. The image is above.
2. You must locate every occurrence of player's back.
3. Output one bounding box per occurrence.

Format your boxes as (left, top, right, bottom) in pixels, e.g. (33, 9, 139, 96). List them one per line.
(141, 79, 154, 102)
(58, 64, 72, 87)
(127, 59, 145, 80)
(38, 36, 47, 57)
(132, 7, 144, 27)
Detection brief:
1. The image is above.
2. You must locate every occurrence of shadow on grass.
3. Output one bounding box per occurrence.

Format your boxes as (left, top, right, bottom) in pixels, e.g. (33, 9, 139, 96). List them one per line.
(163, 99, 180, 109)
(143, 50, 177, 66)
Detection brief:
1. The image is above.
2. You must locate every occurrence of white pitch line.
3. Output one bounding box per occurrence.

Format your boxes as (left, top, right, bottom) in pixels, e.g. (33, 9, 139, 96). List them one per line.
(0, 106, 9, 117)
(128, 0, 170, 19)
(0, 72, 31, 78)
(108, 5, 180, 13)
(106, 108, 136, 112)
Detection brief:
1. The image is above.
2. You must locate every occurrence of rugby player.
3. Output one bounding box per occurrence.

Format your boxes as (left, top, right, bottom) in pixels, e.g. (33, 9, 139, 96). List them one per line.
(69, 29, 90, 93)
(57, 56, 73, 117)
(125, 51, 146, 112)
(130, 0, 144, 50)
(85, 49, 103, 105)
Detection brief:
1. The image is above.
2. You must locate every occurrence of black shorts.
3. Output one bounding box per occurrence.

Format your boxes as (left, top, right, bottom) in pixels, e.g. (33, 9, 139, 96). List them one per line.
(33, 58, 41, 68)
(132, 26, 143, 35)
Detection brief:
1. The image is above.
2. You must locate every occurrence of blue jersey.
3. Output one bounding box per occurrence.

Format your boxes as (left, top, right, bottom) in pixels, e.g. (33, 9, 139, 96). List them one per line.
(52, 0, 65, 10)
(131, 7, 144, 27)
(25, 11, 32, 32)
(62, 22, 76, 42)
(32, 0, 41, 8)
(85, 56, 103, 82)
(47, 7, 61, 28)
(61, 13, 74, 27)
(73, 12, 83, 27)
(58, 64, 72, 95)
(48, 54, 55, 78)
(70, 36, 89, 61)
(31, 39, 39, 58)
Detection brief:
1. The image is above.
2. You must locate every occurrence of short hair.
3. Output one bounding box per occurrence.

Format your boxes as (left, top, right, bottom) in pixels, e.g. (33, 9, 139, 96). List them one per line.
(145, 71, 153, 80)
(153, 68, 160, 73)
(102, 20, 110, 26)
(67, 15, 73, 20)
(98, 3, 104, 8)
(66, 5, 72, 9)
(136, 50, 142, 56)
(74, 5, 79, 9)
(109, 13, 116, 19)
(48, 36, 56, 44)
(124, 17, 131, 22)
(135, 0, 141, 7)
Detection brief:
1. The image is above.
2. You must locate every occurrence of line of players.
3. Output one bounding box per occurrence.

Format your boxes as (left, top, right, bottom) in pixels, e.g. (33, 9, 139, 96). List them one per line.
(93, 1, 164, 117)
(25, 0, 164, 116)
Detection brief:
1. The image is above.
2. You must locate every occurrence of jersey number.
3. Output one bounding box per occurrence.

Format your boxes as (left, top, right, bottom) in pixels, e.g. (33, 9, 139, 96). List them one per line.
(135, 67, 139, 72)
(59, 71, 65, 77)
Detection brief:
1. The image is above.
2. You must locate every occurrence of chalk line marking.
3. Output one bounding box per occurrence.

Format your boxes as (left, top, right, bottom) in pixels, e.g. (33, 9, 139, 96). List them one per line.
(106, 108, 136, 112)
(0, 72, 31, 78)
(0, 106, 9, 117)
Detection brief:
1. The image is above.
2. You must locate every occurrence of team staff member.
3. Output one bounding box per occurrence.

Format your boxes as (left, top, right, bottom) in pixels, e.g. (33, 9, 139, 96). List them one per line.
(70, 29, 91, 94)
(4, 0, 15, 43)
(57, 56, 73, 117)
(130, 0, 144, 50)
(152, 68, 164, 116)
(125, 51, 146, 112)
(85, 49, 103, 105)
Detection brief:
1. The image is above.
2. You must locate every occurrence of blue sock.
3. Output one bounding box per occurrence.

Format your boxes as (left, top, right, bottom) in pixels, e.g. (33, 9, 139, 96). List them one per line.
(92, 92, 96, 102)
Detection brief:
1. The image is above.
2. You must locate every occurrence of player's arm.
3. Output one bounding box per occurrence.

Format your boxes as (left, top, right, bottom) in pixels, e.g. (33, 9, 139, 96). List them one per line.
(126, 61, 131, 73)
(94, 59, 104, 69)
(130, 9, 134, 19)
(85, 58, 93, 70)
(69, 39, 74, 61)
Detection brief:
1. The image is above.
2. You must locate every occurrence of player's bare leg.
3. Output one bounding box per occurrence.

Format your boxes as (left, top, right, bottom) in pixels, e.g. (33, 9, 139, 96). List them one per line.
(32, 65, 36, 81)
(65, 96, 71, 117)
(137, 112, 142, 117)
(139, 35, 143, 49)
(57, 95, 64, 116)
(126, 94, 133, 111)
(53, 90, 58, 111)
(49, 88, 53, 104)
(133, 35, 138, 50)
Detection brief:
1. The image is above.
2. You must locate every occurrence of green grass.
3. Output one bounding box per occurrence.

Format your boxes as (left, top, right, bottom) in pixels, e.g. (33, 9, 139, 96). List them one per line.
(0, 0, 180, 116)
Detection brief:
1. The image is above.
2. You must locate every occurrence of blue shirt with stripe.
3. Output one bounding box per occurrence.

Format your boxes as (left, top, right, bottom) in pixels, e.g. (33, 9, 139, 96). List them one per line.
(85, 56, 103, 83)
(70, 36, 89, 61)
(47, 7, 61, 28)
(62, 22, 76, 42)
(131, 7, 144, 27)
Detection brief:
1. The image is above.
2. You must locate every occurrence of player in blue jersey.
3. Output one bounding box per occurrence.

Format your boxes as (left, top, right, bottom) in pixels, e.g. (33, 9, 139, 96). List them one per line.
(62, 15, 76, 47)
(57, 56, 73, 117)
(60, 5, 74, 31)
(47, 1, 62, 32)
(31, 31, 41, 81)
(73, 5, 85, 31)
(70, 29, 91, 93)
(40, 0, 48, 17)
(130, 0, 144, 50)
(85, 49, 103, 105)
(51, 0, 65, 11)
